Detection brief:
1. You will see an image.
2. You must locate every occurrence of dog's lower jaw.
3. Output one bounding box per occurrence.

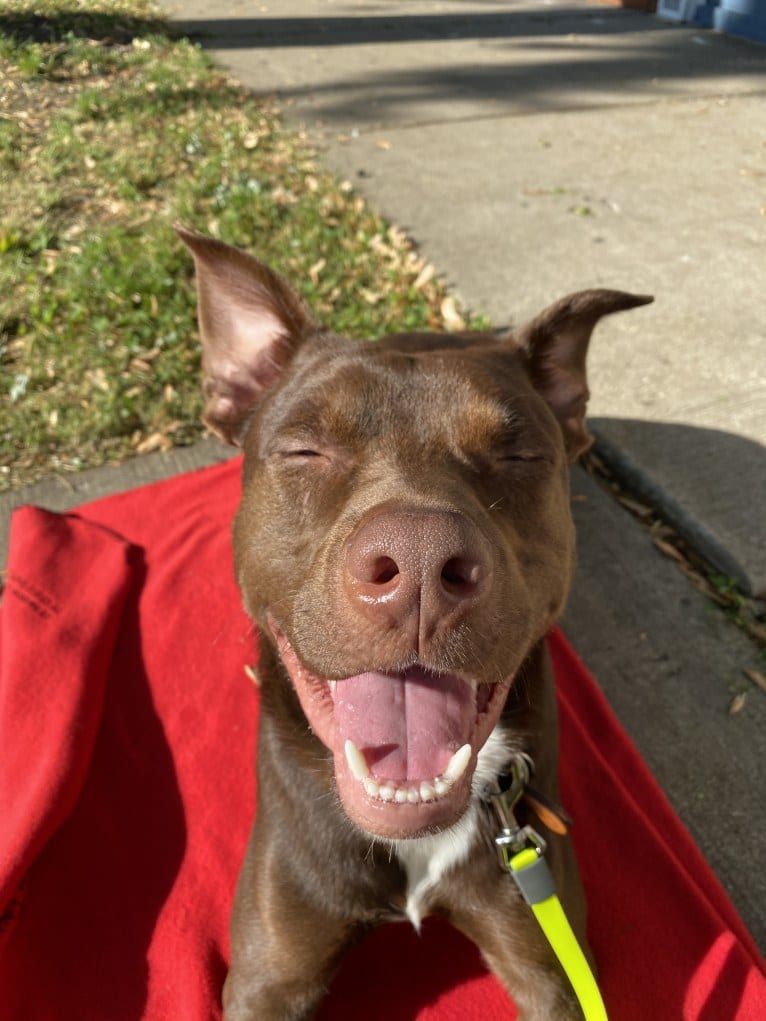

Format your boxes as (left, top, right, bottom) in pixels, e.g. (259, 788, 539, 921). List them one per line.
(393, 726, 516, 929)
(269, 620, 515, 841)
(225, 645, 587, 1021)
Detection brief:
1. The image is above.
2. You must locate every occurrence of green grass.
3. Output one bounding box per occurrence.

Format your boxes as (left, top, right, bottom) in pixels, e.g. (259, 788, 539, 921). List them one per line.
(0, 0, 482, 489)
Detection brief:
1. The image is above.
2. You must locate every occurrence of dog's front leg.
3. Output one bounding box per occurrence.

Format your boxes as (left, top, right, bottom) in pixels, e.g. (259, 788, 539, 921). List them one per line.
(446, 855, 587, 1021)
(223, 830, 358, 1021)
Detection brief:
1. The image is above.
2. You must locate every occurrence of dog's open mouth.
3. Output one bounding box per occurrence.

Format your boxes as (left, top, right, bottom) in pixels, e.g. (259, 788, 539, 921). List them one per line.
(271, 622, 511, 839)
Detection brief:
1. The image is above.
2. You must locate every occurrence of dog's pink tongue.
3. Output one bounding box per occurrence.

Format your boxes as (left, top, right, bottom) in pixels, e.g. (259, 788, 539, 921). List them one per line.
(332, 668, 475, 781)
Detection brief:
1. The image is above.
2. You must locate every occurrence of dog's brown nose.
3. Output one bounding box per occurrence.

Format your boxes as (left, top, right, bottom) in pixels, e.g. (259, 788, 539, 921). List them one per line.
(343, 508, 490, 643)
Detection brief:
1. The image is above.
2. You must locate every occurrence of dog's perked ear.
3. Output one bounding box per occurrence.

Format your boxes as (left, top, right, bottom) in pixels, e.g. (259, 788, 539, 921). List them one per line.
(176, 226, 315, 445)
(513, 289, 653, 460)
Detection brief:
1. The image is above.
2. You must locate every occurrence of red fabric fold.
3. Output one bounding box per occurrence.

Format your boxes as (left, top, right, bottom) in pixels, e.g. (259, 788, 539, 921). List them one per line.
(0, 508, 133, 918)
(0, 457, 763, 1020)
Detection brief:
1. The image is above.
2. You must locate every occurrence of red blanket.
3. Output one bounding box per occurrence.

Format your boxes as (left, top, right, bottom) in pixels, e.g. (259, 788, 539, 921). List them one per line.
(1, 457, 763, 1020)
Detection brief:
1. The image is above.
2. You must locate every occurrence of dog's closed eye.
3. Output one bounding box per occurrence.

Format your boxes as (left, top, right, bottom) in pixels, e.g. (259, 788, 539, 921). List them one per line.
(277, 448, 325, 459)
(497, 451, 549, 463)
(269, 444, 347, 472)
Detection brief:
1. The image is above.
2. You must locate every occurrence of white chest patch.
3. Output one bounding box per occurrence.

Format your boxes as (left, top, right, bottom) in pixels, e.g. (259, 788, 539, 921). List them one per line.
(392, 727, 514, 929)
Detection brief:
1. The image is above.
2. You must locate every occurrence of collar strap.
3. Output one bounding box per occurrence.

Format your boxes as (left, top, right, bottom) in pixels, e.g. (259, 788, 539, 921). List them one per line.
(485, 756, 609, 1021)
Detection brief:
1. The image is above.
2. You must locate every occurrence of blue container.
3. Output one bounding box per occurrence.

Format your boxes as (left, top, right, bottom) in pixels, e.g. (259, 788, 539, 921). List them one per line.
(690, 0, 766, 43)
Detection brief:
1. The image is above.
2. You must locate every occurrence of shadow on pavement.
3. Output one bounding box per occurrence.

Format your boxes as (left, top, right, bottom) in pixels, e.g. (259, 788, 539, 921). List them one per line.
(174, 8, 749, 48)
(591, 418, 766, 598)
(169, 8, 764, 122)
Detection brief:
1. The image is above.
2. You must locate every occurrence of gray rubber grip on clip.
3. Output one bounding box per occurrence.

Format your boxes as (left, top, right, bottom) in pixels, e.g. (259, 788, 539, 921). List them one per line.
(511, 856, 557, 905)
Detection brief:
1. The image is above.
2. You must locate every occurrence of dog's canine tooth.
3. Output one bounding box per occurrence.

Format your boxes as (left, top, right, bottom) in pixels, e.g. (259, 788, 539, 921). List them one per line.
(443, 744, 472, 784)
(434, 778, 450, 796)
(345, 739, 371, 781)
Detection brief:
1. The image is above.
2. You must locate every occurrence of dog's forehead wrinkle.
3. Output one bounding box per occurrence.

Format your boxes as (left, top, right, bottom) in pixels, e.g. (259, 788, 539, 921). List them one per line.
(285, 355, 520, 457)
(254, 337, 561, 472)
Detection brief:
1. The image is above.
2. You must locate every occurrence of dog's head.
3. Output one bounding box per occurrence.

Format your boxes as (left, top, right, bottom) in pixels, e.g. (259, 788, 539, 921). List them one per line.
(179, 227, 651, 840)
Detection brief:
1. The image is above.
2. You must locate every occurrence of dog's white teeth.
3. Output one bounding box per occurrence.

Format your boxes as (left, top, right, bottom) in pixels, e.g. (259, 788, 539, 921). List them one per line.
(443, 743, 472, 783)
(349, 742, 474, 805)
(344, 739, 371, 781)
(363, 777, 380, 798)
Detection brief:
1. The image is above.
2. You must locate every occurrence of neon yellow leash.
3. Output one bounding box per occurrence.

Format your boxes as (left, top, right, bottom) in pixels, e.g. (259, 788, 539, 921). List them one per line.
(487, 756, 608, 1021)
(508, 846, 608, 1021)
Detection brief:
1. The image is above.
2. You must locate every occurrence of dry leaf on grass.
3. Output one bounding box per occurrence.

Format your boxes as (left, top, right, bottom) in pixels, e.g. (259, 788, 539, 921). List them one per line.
(308, 258, 326, 285)
(440, 296, 465, 332)
(135, 432, 172, 454)
(413, 263, 435, 290)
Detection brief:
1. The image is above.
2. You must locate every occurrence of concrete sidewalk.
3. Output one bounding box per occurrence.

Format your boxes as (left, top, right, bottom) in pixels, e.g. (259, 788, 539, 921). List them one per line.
(2, 0, 765, 948)
(168, 0, 766, 598)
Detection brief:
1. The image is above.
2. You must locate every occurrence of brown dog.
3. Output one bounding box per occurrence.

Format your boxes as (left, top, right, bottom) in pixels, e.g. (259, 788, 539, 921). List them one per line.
(178, 227, 651, 1021)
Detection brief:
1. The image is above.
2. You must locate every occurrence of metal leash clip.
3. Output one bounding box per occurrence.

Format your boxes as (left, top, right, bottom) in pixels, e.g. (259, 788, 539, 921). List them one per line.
(485, 753, 547, 870)
(485, 755, 610, 1020)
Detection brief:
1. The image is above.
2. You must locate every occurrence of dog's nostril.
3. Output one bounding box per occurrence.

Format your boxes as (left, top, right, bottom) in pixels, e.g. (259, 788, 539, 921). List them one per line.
(371, 556, 399, 586)
(441, 556, 480, 596)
